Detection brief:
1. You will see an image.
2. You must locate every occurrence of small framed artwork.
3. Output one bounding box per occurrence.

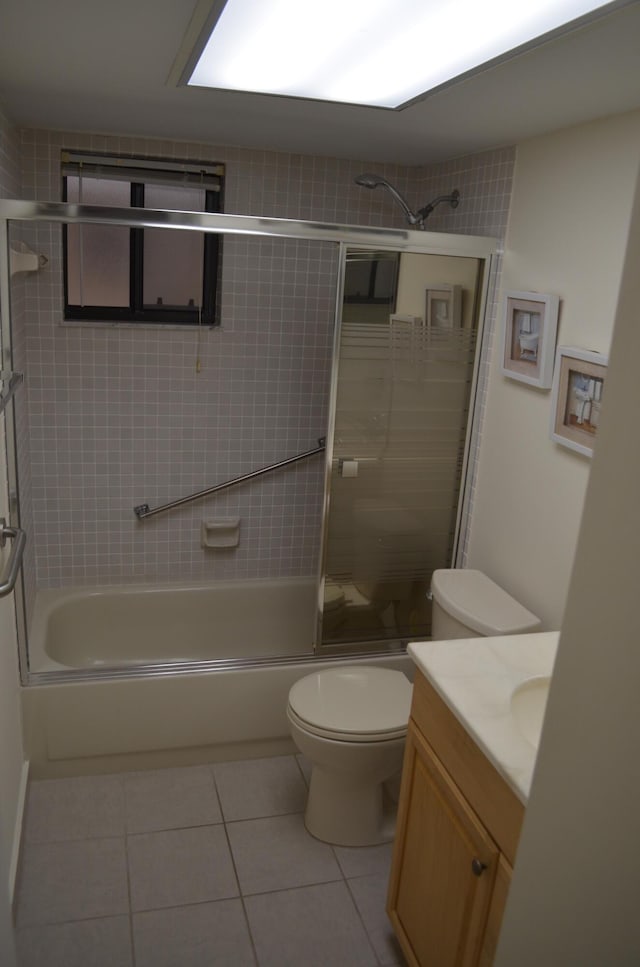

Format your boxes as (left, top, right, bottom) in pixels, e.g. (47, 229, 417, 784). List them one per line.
(425, 284, 462, 330)
(501, 290, 560, 388)
(550, 347, 607, 457)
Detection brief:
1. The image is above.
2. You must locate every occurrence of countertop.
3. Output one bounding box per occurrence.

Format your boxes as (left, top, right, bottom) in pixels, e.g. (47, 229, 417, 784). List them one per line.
(408, 631, 559, 803)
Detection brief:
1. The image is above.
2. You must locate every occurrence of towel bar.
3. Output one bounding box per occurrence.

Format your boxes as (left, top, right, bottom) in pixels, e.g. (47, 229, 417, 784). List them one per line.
(134, 438, 326, 521)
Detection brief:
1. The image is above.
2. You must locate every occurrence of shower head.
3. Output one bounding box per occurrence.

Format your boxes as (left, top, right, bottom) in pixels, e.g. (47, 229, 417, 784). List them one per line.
(355, 173, 417, 225)
(354, 173, 460, 230)
(354, 173, 387, 190)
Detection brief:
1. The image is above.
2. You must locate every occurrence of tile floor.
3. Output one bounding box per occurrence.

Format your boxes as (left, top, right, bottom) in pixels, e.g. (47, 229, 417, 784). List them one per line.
(14, 755, 407, 966)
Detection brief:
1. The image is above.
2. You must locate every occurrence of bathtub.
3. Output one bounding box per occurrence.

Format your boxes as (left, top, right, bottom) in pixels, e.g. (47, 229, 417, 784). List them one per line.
(29, 578, 318, 671)
(23, 578, 412, 777)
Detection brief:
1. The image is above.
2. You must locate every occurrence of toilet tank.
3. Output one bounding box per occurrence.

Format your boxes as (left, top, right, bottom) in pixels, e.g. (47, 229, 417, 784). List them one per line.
(431, 569, 541, 639)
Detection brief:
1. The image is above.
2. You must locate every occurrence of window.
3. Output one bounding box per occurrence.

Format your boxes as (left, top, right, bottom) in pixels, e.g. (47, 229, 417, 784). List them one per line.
(61, 151, 224, 325)
(343, 251, 399, 305)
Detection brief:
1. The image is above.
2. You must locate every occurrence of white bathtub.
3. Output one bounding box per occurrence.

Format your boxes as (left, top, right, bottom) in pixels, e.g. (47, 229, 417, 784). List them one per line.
(30, 578, 317, 671)
(23, 578, 412, 777)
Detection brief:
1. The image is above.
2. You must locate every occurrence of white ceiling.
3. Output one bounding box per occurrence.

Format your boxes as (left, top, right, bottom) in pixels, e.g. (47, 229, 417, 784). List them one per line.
(0, 0, 639, 165)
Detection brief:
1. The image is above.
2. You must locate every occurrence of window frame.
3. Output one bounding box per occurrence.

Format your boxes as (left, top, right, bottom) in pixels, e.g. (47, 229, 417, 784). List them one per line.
(61, 154, 223, 326)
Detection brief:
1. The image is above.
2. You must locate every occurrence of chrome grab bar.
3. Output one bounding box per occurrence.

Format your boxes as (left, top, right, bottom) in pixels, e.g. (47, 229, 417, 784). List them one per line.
(134, 438, 326, 521)
(0, 517, 26, 597)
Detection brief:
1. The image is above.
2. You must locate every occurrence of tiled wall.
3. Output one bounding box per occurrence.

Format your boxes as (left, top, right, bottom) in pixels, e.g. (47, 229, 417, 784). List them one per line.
(12, 126, 514, 598)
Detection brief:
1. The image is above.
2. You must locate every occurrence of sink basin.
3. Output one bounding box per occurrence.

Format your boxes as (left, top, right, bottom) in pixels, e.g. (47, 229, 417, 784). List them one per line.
(510, 676, 551, 749)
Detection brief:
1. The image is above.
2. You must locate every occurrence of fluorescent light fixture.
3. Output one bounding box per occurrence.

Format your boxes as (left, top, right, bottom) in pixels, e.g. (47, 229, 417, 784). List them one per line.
(187, 0, 619, 108)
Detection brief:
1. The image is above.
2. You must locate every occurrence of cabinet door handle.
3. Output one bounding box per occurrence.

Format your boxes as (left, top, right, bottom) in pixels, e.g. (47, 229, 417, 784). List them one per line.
(471, 858, 487, 877)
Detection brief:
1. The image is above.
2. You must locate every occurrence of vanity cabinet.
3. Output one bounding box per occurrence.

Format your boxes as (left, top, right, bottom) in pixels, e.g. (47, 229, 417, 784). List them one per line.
(387, 670, 524, 967)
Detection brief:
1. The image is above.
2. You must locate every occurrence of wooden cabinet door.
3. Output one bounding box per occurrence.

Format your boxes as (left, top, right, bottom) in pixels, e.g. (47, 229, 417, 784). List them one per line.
(388, 721, 499, 967)
(478, 855, 512, 967)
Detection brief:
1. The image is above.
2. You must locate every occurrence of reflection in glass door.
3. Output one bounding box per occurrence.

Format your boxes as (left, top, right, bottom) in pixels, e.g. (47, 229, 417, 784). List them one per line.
(319, 248, 485, 650)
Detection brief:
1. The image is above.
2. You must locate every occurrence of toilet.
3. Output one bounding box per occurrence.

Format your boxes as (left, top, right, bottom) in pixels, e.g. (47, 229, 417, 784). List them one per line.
(287, 666, 412, 846)
(431, 568, 542, 639)
(288, 569, 540, 848)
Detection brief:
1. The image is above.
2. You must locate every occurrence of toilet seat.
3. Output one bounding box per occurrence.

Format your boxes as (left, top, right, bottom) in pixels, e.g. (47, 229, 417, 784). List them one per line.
(287, 666, 412, 743)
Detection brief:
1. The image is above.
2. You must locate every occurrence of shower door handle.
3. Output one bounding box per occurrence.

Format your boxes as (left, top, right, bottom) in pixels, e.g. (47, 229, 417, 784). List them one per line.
(0, 518, 26, 598)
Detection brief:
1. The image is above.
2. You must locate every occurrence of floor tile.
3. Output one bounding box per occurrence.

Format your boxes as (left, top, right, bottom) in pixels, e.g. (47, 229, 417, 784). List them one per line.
(296, 753, 312, 786)
(17, 838, 129, 927)
(127, 824, 238, 911)
(123, 766, 222, 833)
(244, 881, 378, 967)
(24, 775, 125, 843)
(227, 813, 341, 895)
(133, 899, 256, 967)
(348, 873, 407, 966)
(16, 915, 132, 967)
(213, 755, 307, 821)
(333, 841, 394, 879)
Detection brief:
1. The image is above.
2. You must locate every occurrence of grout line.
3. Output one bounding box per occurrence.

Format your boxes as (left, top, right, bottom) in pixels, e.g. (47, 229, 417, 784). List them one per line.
(123, 830, 137, 967)
(16, 756, 399, 964)
(220, 819, 260, 966)
(343, 876, 386, 967)
(210, 762, 259, 964)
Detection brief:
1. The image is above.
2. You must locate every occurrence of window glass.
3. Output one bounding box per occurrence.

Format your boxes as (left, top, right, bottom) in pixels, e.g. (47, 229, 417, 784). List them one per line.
(62, 152, 223, 325)
(66, 176, 130, 307)
(142, 185, 206, 311)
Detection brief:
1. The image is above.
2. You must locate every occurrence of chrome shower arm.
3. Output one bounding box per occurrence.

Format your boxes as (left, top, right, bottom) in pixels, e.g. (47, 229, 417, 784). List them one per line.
(377, 182, 421, 225)
(415, 190, 460, 226)
(354, 174, 461, 230)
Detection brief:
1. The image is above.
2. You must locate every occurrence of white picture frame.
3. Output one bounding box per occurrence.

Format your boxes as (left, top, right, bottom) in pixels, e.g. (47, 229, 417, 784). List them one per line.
(500, 290, 560, 389)
(425, 284, 462, 330)
(550, 346, 608, 458)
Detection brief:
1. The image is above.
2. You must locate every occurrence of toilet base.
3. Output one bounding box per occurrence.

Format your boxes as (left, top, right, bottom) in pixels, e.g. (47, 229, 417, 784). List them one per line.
(304, 764, 398, 847)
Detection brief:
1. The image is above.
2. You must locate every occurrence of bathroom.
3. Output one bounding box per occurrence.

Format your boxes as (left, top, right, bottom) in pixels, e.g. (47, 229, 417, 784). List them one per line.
(1, 2, 640, 965)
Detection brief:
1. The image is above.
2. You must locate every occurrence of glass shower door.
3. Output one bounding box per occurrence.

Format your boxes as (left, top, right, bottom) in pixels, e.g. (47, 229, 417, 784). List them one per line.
(319, 248, 485, 650)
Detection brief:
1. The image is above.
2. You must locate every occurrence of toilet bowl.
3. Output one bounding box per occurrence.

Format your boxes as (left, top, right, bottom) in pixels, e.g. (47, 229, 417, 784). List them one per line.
(431, 568, 541, 639)
(287, 666, 412, 846)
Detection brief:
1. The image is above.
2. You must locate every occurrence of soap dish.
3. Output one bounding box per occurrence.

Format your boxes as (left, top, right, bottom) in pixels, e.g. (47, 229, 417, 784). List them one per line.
(201, 518, 240, 549)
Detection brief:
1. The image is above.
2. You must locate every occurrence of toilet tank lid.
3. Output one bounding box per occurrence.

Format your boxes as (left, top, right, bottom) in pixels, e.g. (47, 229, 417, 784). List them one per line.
(431, 569, 541, 636)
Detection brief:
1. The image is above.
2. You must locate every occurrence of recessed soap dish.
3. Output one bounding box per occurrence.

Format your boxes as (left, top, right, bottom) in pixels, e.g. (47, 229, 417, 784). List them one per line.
(201, 518, 240, 549)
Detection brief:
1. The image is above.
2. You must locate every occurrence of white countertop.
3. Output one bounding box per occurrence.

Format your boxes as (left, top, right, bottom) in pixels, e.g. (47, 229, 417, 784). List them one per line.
(408, 631, 560, 803)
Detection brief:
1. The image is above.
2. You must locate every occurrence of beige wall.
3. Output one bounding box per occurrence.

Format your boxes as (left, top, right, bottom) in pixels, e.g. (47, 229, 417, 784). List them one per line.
(495, 132, 640, 967)
(467, 109, 640, 629)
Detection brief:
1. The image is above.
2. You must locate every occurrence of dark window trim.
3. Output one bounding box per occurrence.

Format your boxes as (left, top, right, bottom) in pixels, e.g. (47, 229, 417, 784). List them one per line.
(62, 155, 223, 326)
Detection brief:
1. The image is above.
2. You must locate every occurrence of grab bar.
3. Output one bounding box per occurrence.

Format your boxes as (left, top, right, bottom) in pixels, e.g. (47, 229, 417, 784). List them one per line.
(134, 437, 326, 520)
(0, 518, 27, 597)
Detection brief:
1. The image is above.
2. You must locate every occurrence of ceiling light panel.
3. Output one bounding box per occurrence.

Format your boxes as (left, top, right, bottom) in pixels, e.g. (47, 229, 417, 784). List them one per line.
(187, 0, 621, 108)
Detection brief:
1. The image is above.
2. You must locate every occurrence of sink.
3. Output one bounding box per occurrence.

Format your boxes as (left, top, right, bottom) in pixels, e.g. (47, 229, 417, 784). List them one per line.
(510, 676, 551, 749)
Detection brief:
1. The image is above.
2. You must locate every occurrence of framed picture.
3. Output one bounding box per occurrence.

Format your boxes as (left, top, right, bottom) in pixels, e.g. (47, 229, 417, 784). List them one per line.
(550, 347, 608, 457)
(425, 284, 461, 330)
(500, 290, 560, 388)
